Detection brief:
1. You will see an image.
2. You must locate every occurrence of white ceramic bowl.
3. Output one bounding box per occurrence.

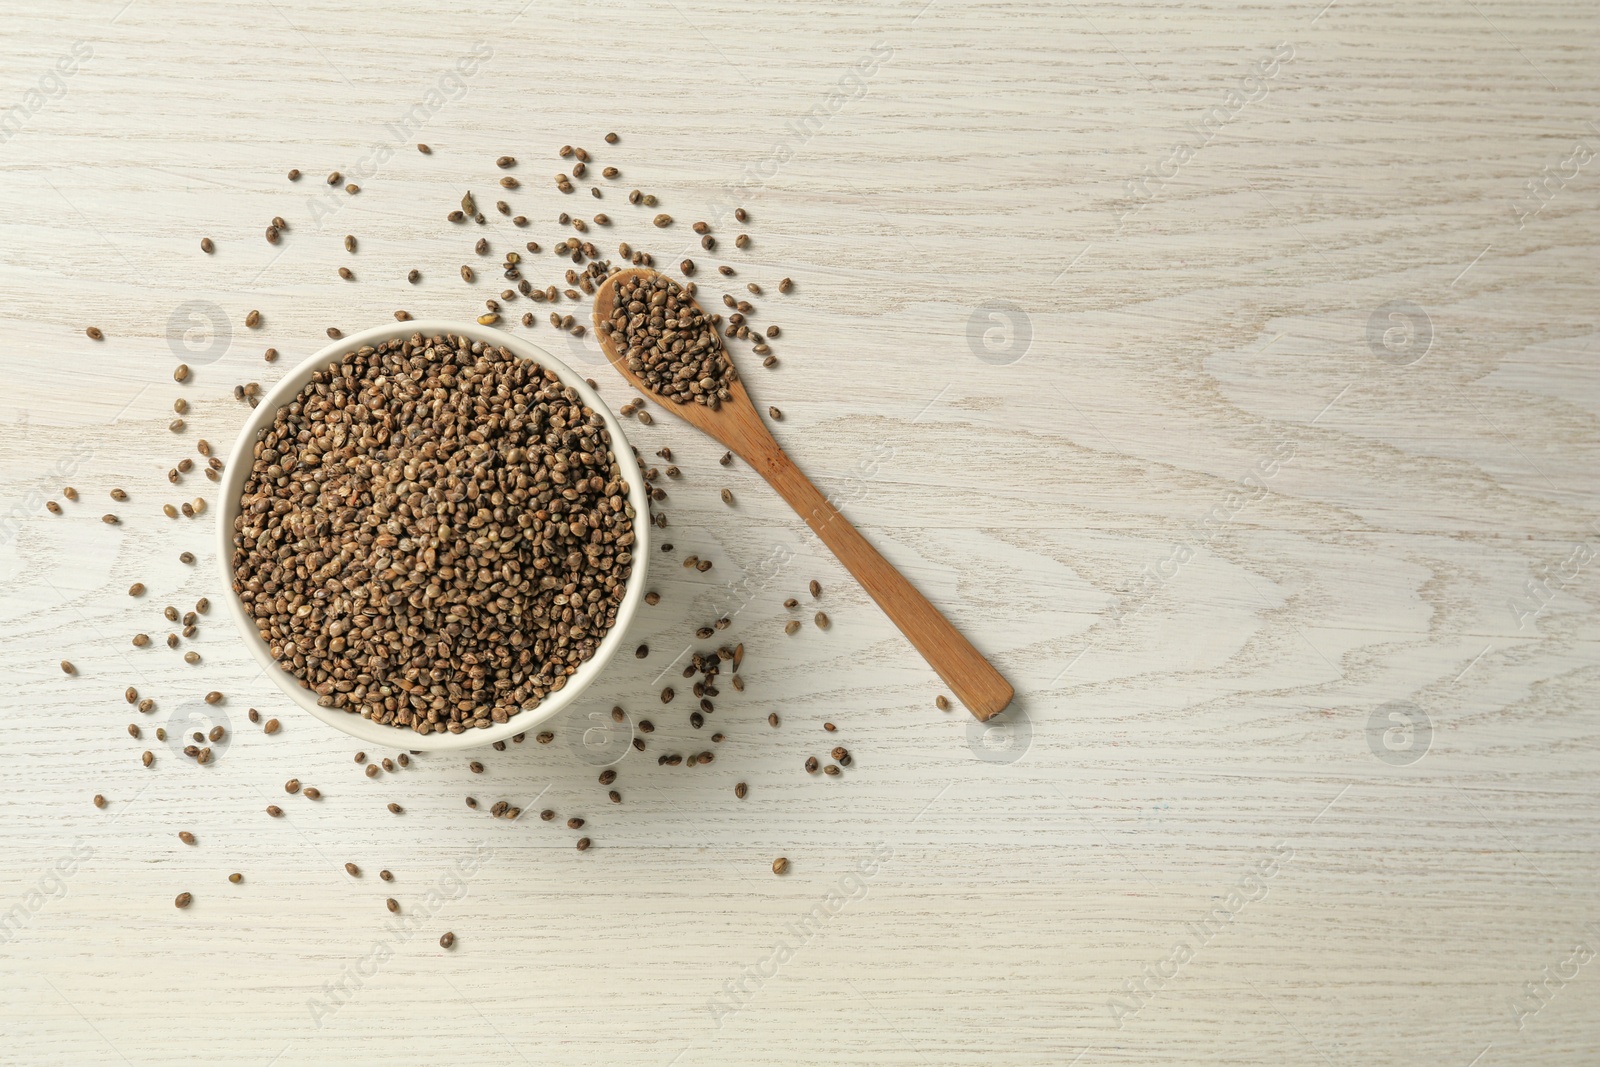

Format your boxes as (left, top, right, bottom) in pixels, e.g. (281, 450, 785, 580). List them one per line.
(215, 320, 650, 752)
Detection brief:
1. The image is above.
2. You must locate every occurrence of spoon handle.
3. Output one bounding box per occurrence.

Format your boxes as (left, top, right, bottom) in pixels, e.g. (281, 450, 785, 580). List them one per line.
(744, 436, 1014, 721)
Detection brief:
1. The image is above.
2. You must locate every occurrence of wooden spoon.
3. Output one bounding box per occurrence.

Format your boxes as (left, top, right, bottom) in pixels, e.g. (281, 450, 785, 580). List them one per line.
(592, 267, 1013, 721)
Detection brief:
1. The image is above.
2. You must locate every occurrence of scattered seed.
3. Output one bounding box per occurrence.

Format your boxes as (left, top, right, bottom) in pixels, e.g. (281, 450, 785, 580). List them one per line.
(440, 932, 455, 949)
(814, 612, 830, 629)
(264, 719, 280, 734)
(386, 898, 400, 913)
(768, 713, 780, 728)
(805, 756, 819, 773)
(267, 805, 282, 817)
(576, 838, 591, 851)
(936, 695, 951, 711)
(784, 620, 800, 636)
(179, 831, 196, 845)
(772, 857, 789, 875)
(175, 892, 193, 908)
(142, 750, 154, 767)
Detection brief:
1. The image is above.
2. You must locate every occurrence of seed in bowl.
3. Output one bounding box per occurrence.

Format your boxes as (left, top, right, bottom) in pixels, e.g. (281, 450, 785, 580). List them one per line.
(230, 334, 637, 735)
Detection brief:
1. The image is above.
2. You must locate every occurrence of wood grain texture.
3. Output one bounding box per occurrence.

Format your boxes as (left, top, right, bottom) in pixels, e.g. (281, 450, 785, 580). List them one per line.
(1, 1, 1598, 1065)
(594, 267, 1015, 720)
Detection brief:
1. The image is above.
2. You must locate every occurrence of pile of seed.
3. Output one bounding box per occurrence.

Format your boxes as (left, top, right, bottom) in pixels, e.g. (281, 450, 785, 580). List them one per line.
(230, 333, 637, 734)
(601, 272, 737, 408)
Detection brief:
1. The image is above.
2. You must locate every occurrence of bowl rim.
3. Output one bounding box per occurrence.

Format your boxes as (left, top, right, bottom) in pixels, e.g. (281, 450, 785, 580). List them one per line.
(214, 319, 651, 753)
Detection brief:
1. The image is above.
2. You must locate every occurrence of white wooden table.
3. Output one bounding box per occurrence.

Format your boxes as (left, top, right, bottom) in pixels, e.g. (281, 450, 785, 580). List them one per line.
(3, 1, 1597, 1064)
